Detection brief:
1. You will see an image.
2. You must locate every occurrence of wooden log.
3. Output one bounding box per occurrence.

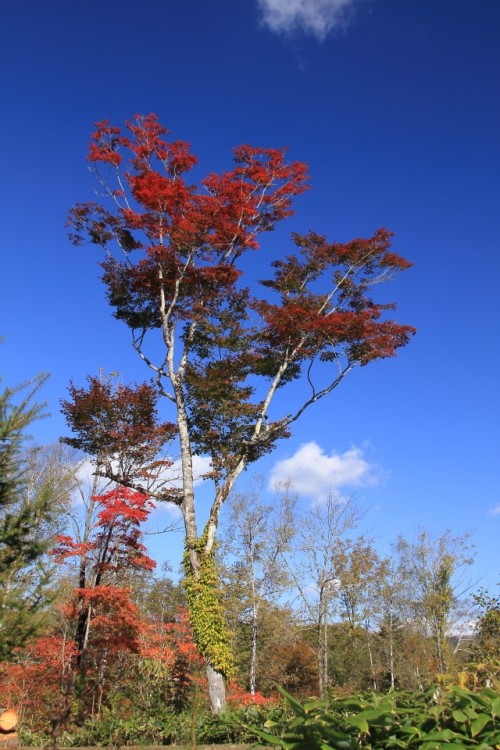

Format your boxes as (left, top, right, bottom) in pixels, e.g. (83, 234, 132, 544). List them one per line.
(0, 710, 18, 733)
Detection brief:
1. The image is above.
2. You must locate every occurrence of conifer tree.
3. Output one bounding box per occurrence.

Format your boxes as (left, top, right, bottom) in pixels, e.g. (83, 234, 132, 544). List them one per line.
(0, 371, 64, 657)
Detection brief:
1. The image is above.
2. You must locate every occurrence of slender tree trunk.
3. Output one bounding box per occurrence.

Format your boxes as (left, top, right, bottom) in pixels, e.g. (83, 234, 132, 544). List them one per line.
(250, 600, 258, 695)
(434, 619, 447, 674)
(322, 618, 328, 694)
(366, 625, 377, 691)
(249, 549, 258, 695)
(388, 613, 395, 690)
(317, 601, 328, 696)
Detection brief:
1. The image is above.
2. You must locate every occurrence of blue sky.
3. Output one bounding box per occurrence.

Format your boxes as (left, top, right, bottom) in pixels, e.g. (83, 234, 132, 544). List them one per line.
(1, 0, 499, 591)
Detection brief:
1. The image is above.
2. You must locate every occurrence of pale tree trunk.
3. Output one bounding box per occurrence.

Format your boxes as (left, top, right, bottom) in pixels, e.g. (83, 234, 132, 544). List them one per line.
(317, 589, 329, 696)
(249, 547, 258, 695)
(250, 601, 258, 695)
(365, 623, 377, 691)
(318, 618, 329, 696)
(389, 639, 395, 690)
(388, 612, 395, 690)
(206, 663, 226, 714)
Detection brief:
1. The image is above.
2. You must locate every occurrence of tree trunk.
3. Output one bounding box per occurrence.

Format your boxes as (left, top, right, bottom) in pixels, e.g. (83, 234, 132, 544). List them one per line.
(366, 626, 377, 691)
(317, 610, 328, 696)
(249, 551, 258, 696)
(250, 601, 258, 695)
(388, 612, 395, 690)
(206, 662, 226, 713)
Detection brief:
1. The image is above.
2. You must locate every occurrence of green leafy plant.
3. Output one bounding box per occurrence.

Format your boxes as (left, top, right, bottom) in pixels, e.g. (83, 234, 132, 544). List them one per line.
(249, 685, 500, 749)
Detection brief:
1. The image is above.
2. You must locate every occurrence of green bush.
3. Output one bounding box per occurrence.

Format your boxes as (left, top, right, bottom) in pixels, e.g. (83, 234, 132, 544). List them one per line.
(20, 706, 181, 747)
(250, 685, 500, 749)
(20, 685, 500, 748)
(193, 704, 290, 745)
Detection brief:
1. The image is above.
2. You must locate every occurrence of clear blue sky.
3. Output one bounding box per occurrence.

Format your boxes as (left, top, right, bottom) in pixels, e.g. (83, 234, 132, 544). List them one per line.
(1, 0, 499, 591)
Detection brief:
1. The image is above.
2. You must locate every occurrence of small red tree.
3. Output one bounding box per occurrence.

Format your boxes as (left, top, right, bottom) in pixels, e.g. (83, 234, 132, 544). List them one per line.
(66, 114, 415, 711)
(0, 634, 77, 731)
(49, 485, 156, 743)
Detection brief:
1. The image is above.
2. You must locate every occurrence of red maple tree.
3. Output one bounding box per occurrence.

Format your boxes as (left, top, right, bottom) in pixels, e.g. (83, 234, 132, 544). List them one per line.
(66, 114, 415, 711)
(47, 484, 156, 743)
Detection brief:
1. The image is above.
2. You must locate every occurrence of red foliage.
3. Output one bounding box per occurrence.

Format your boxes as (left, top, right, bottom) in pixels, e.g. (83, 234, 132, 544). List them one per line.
(0, 635, 76, 728)
(61, 377, 176, 477)
(138, 606, 204, 674)
(67, 117, 414, 477)
(226, 681, 277, 708)
(72, 585, 145, 653)
(52, 486, 156, 574)
(48, 483, 157, 726)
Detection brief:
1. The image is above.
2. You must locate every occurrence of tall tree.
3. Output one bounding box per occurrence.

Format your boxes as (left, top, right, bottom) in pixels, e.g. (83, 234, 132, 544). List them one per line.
(280, 492, 363, 695)
(371, 559, 408, 690)
(333, 538, 387, 689)
(219, 480, 295, 694)
(0, 373, 74, 657)
(66, 114, 415, 711)
(394, 528, 475, 675)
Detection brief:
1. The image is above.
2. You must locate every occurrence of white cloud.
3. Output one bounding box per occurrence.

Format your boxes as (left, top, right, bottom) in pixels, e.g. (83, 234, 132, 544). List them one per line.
(256, 0, 358, 40)
(73, 454, 213, 516)
(488, 504, 500, 517)
(178, 454, 213, 486)
(269, 441, 379, 498)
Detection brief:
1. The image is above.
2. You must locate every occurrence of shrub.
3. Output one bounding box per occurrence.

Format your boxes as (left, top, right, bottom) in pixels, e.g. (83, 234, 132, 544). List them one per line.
(250, 685, 500, 749)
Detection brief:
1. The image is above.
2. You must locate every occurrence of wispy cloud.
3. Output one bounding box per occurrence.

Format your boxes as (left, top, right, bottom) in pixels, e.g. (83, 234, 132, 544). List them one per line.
(269, 441, 380, 498)
(488, 504, 500, 517)
(256, 0, 359, 41)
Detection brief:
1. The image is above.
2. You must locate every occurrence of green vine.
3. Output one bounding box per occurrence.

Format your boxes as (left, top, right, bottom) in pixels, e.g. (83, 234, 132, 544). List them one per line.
(182, 536, 234, 678)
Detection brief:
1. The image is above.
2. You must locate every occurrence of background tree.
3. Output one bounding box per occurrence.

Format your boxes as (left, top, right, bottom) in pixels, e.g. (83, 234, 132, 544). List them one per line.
(280, 492, 363, 695)
(219, 480, 295, 694)
(66, 113, 415, 711)
(0, 372, 75, 658)
(371, 559, 409, 690)
(49, 481, 157, 744)
(333, 538, 387, 690)
(471, 585, 500, 668)
(394, 528, 475, 675)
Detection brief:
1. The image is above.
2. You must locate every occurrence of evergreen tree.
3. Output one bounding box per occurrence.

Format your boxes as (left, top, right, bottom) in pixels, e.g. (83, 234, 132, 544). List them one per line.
(0, 372, 70, 657)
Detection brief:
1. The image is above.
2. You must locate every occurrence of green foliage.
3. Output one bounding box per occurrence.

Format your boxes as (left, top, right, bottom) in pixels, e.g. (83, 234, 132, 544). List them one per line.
(472, 586, 500, 666)
(251, 685, 500, 749)
(19, 685, 500, 748)
(20, 705, 181, 747)
(0, 371, 66, 656)
(183, 541, 234, 677)
(20, 702, 279, 747)
(195, 706, 270, 744)
(394, 529, 475, 676)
